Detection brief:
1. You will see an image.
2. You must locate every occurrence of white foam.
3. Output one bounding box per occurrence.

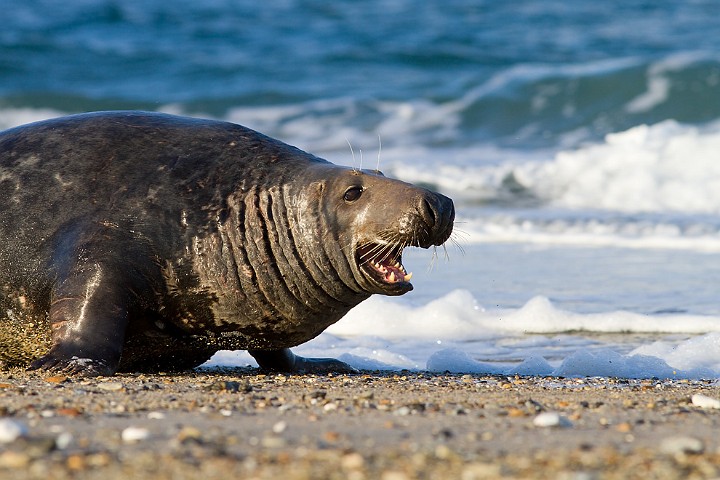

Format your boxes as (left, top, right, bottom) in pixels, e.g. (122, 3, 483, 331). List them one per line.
(330, 291, 720, 337)
(376, 119, 720, 251)
(385, 342, 717, 379)
(325, 293, 720, 378)
(205, 291, 720, 379)
(631, 333, 720, 373)
(457, 213, 720, 251)
(517, 121, 720, 214)
(386, 120, 720, 216)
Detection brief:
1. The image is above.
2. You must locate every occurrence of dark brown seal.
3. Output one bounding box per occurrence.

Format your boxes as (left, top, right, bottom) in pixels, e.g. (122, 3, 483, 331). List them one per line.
(0, 111, 454, 376)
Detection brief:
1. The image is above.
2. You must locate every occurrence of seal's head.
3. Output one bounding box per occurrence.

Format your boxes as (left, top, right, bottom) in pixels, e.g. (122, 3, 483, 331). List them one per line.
(319, 166, 455, 296)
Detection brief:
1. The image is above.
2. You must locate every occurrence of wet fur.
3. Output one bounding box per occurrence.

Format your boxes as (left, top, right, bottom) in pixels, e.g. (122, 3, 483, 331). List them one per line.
(0, 111, 454, 375)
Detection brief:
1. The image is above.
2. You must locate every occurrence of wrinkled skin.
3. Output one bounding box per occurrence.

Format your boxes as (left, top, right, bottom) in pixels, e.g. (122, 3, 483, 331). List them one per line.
(0, 111, 454, 376)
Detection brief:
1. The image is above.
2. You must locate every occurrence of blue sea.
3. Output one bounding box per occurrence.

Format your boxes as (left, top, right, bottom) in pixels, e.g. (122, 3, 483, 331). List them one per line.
(3, 0, 720, 378)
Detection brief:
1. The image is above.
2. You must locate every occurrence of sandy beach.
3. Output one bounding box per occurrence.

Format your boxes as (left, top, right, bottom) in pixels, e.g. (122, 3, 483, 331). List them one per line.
(0, 368, 718, 479)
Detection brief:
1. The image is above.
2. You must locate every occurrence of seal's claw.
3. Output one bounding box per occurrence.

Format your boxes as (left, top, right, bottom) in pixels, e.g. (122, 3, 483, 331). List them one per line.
(249, 348, 358, 374)
(29, 350, 114, 377)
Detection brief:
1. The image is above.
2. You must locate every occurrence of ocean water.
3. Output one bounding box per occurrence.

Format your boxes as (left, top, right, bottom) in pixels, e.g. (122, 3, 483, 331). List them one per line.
(3, 0, 720, 378)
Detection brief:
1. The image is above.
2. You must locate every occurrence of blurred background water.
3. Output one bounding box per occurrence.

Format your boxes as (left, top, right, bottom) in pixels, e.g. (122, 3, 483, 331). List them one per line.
(3, 0, 720, 376)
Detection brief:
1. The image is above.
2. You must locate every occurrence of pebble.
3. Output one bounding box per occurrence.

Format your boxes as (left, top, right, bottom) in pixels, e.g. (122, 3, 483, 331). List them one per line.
(507, 407, 527, 418)
(691, 393, 720, 409)
(308, 389, 327, 400)
(57, 407, 82, 417)
(177, 426, 202, 443)
(357, 391, 374, 400)
(0, 418, 28, 444)
(615, 422, 632, 433)
(260, 436, 286, 448)
(0, 371, 717, 478)
(381, 471, 410, 480)
(278, 403, 295, 412)
(97, 382, 124, 392)
(660, 436, 705, 455)
(66, 454, 86, 471)
(206, 380, 250, 393)
(341, 452, 365, 470)
(121, 426, 150, 443)
(85, 452, 112, 468)
(55, 432, 74, 450)
(272, 421, 288, 434)
(435, 444, 453, 459)
(0, 451, 30, 469)
(532, 412, 573, 428)
(393, 406, 411, 416)
(462, 462, 502, 479)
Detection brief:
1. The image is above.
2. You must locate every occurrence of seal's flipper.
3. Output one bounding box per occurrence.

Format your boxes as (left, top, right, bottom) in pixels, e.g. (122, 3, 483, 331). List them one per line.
(249, 348, 358, 374)
(29, 261, 130, 376)
(29, 346, 117, 376)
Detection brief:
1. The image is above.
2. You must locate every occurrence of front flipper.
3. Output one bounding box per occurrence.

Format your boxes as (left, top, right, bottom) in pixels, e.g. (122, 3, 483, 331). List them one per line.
(249, 348, 358, 374)
(29, 261, 130, 377)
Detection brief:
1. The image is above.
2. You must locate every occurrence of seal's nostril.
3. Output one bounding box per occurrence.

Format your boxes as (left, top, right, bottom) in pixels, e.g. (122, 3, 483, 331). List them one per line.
(421, 197, 438, 228)
(440, 195, 454, 228)
(419, 194, 454, 247)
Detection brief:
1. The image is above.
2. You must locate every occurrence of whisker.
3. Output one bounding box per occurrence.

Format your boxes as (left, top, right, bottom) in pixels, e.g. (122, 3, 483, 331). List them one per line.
(393, 238, 409, 263)
(346, 138, 357, 172)
(366, 239, 395, 262)
(376, 134, 382, 173)
(358, 243, 388, 261)
(450, 228, 470, 242)
(426, 246, 438, 273)
(450, 237, 466, 256)
(343, 238, 356, 253)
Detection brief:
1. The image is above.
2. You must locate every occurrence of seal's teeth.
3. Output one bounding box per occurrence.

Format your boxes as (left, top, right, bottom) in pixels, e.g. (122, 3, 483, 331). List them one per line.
(388, 271, 396, 283)
(403, 272, 413, 282)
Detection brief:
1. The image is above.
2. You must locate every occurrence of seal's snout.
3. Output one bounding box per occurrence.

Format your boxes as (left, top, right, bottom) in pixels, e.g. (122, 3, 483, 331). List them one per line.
(418, 192, 455, 247)
(349, 175, 455, 296)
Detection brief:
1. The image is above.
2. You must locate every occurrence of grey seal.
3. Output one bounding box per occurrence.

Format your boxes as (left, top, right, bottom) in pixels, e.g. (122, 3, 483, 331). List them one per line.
(0, 111, 454, 376)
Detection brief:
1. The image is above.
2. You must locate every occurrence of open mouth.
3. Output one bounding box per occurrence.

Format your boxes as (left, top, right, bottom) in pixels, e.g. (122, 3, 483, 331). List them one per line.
(356, 243, 413, 289)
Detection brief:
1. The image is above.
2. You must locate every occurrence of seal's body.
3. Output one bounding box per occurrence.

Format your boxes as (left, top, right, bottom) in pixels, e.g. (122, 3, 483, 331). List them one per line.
(0, 111, 454, 376)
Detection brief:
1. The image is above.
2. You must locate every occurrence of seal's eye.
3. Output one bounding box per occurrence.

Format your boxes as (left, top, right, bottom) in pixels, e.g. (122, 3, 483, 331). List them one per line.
(344, 186, 363, 203)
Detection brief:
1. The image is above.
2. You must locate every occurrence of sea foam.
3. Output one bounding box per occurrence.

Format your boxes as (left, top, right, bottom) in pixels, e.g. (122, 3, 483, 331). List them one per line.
(206, 290, 720, 379)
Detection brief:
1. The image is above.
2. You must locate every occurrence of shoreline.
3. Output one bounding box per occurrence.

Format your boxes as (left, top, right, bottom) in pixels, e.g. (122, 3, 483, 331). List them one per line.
(0, 369, 718, 479)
